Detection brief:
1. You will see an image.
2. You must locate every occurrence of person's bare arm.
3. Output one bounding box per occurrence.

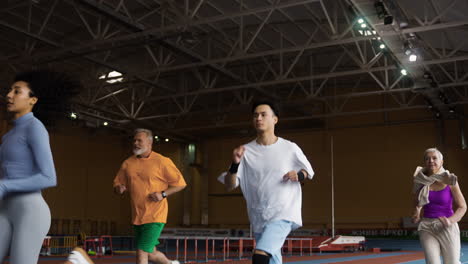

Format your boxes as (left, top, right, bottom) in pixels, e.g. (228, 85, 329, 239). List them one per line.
(113, 163, 127, 195)
(412, 190, 422, 223)
(225, 173, 238, 191)
(440, 183, 467, 227)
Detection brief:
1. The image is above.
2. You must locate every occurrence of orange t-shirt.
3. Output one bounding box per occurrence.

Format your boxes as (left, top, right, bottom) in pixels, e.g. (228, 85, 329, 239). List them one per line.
(113, 151, 186, 225)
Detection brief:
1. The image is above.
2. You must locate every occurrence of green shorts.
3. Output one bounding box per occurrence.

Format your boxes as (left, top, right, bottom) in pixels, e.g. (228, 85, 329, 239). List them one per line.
(133, 223, 165, 253)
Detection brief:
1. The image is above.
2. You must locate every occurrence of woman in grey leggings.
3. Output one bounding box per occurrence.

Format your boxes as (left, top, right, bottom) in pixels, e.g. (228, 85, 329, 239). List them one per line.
(0, 70, 91, 264)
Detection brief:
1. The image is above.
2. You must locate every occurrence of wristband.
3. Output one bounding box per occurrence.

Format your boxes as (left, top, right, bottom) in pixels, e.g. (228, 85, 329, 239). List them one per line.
(229, 162, 240, 174)
(297, 171, 306, 181)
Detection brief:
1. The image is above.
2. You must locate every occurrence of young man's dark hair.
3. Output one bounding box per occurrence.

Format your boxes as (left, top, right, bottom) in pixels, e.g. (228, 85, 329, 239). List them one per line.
(222, 99, 314, 264)
(251, 101, 280, 117)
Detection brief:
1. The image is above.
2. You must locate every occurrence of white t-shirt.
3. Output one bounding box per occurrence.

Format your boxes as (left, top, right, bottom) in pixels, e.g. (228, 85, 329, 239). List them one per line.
(218, 137, 314, 233)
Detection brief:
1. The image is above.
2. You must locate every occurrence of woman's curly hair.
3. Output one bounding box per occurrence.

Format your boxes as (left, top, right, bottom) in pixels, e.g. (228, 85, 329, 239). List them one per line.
(13, 70, 81, 126)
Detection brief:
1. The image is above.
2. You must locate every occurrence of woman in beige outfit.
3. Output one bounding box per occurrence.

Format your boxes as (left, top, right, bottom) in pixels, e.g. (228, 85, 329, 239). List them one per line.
(412, 148, 466, 264)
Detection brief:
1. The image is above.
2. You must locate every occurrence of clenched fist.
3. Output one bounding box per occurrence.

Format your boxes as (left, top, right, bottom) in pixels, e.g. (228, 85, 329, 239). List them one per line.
(148, 192, 164, 202)
(233, 145, 245, 164)
(283, 170, 300, 182)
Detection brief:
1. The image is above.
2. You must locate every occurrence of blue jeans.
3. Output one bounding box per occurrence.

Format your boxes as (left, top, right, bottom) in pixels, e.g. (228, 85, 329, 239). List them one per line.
(254, 220, 294, 264)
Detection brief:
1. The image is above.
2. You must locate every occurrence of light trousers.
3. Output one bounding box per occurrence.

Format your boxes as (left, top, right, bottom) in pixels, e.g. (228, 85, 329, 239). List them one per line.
(0, 192, 51, 264)
(419, 218, 461, 264)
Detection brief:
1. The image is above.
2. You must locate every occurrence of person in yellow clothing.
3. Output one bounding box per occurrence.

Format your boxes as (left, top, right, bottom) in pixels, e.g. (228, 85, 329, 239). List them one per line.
(114, 128, 187, 264)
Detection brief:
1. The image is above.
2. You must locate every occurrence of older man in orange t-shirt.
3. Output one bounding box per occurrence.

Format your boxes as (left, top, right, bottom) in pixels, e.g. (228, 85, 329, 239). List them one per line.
(114, 128, 186, 264)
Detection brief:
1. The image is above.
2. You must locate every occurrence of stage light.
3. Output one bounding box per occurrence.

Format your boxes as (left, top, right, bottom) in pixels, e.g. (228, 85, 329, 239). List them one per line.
(423, 71, 431, 79)
(99, 71, 123, 84)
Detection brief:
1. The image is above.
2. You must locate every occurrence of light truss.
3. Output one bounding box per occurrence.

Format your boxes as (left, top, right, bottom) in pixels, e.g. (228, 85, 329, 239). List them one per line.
(0, 0, 467, 140)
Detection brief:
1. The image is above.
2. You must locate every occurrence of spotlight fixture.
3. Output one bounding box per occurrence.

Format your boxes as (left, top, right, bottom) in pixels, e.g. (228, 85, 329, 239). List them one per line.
(438, 92, 450, 104)
(357, 18, 365, 24)
(360, 23, 367, 28)
(358, 30, 376, 36)
(384, 15, 394, 25)
(99, 71, 123, 84)
(449, 108, 455, 114)
(379, 43, 386, 49)
(374, 1, 386, 18)
(425, 98, 434, 110)
(404, 42, 420, 62)
(374, 1, 393, 25)
(70, 112, 77, 120)
(409, 54, 417, 62)
(404, 41, 413, 55)
(165, 138, 170, 142)
(103, 121, 109, 126)
(154, 135, 159, 139)
(423, 71, 432, 79)
(400, 69, 408, 76)
(182, 32, 197, 44)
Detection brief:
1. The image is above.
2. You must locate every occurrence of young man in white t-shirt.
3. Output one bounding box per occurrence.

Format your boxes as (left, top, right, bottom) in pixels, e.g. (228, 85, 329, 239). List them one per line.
(219, 101, 314, 264)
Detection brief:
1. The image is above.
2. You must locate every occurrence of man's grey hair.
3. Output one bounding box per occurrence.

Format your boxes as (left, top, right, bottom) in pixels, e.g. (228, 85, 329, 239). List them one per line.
(134, 128, 153, 142)
(424, 147, 443, 161)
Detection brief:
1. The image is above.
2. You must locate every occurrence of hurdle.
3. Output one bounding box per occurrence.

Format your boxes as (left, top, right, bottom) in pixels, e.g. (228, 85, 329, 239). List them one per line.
(156, 236, 313, 263)
(83, 235, 114, 258)
(47, 236, 78, 255)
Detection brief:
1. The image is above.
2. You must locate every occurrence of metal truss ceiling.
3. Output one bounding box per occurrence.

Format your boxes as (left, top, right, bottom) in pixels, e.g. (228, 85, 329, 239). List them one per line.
(1, 0, 468, 141)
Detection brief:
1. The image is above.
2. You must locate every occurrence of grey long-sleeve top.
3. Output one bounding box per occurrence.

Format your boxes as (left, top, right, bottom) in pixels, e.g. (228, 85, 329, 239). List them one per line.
(0, 112, 57, 198)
